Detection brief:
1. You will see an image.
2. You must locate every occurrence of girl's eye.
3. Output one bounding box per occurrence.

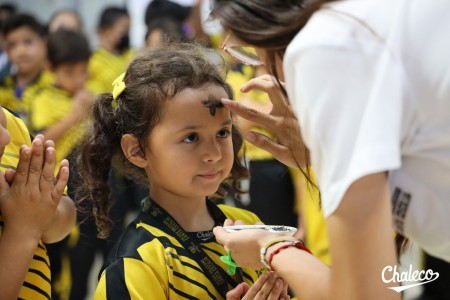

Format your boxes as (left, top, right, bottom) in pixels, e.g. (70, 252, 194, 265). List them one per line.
(217, 129, 230, 138)
(182, 133, 199, 143)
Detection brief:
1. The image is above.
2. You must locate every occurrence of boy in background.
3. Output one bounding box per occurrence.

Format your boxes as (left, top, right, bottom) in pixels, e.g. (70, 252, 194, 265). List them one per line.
(28, 28, 92, 300)
(29, 28, 92, 167)
(0, 14, 52, 124)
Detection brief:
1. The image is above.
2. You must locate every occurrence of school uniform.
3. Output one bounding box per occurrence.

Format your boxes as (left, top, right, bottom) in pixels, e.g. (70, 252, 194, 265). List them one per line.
(94, 198, 263, 300)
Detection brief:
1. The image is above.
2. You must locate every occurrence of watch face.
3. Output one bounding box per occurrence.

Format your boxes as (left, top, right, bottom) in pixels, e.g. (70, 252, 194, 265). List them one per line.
(224, 225, 297, 236)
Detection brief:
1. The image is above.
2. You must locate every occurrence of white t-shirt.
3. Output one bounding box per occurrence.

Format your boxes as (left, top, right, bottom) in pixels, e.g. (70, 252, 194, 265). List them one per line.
(284, 0, 450, 261)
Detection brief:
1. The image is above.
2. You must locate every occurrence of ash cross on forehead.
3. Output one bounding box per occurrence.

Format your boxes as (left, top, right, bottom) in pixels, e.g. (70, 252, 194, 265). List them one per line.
(201, 97, 224, 116)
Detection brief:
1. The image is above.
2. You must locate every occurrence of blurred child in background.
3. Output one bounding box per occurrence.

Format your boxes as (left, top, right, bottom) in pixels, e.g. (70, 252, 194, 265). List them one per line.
(0, 14, 52, 124)
(28, 28, 92, 300)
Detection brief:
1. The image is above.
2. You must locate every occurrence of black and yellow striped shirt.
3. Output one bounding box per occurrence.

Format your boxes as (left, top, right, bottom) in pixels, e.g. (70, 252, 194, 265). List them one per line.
(0, 108, 51, 299)
(94, 204, 262, 300)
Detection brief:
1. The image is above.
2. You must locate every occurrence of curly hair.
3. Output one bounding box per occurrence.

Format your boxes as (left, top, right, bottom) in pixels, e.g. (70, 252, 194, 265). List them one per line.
(77, 43, 248, 238)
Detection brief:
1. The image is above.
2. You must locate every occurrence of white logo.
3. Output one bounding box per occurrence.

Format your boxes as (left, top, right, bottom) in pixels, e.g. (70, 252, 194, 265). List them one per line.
(382, 264, 439, 292)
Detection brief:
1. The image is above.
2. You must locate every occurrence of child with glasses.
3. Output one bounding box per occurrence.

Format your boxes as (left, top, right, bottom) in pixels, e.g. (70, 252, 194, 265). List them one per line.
(78, 43, 290, 300)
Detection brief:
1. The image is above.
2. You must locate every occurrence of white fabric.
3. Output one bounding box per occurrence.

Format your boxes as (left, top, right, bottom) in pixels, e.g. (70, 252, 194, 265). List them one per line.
(284, 0, 450, 261)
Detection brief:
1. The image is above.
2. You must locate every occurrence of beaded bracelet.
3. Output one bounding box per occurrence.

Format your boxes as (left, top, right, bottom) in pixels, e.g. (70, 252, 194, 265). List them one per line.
(259, 239, 287, 270)
(267, 240, 312, 269)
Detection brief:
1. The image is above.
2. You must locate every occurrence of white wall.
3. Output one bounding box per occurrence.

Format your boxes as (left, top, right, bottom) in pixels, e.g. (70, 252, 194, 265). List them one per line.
(0, 0, 222, 50)
(0, 0, 136, 49)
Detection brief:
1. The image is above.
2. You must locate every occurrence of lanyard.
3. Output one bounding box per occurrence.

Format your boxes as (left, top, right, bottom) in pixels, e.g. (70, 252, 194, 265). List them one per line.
(142, 197, 241, 298)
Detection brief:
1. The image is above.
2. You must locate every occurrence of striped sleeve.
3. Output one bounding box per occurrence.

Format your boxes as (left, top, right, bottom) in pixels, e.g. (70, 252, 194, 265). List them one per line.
(95, 257, 167, 300)
(0, 108, 52, 299)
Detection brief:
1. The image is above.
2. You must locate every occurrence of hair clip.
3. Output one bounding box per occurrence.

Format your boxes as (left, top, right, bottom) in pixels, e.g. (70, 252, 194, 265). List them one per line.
(112, 72, 126, 100)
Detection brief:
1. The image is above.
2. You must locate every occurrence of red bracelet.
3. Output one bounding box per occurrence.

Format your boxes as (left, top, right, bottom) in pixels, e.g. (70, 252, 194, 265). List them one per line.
(267, 240, 312, 269)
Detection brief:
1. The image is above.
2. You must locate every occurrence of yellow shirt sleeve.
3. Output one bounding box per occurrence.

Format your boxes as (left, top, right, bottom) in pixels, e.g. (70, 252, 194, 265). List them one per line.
(94, 258, 168, 300)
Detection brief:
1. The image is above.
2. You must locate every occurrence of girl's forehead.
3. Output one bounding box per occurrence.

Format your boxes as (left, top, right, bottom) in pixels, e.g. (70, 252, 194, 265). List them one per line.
(160, 86, 230, 124)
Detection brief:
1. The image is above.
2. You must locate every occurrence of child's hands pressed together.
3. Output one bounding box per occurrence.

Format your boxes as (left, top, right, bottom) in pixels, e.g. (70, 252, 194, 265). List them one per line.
(0, 134, 69, 242)
(226, 272, 290, 300)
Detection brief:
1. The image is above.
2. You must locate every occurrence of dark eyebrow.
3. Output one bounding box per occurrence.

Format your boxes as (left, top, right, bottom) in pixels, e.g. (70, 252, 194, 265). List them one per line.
(201, 96, 225, 116)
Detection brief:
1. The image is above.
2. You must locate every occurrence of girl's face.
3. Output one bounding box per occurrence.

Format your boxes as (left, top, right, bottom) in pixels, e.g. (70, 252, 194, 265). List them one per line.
(145, 83, 233, 202)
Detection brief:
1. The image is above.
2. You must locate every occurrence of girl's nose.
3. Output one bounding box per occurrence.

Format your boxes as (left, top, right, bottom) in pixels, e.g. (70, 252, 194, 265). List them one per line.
(202, 140, 222, 163)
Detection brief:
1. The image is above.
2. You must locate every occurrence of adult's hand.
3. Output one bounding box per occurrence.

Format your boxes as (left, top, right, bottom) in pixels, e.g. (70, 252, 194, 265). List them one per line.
(214, 223, 295, 270)
(226, 272, 290, 300)
(222, 74, 307, 169)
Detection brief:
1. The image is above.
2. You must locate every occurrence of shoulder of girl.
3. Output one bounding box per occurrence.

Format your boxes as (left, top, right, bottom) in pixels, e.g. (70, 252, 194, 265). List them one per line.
(217, 204, 261, 224)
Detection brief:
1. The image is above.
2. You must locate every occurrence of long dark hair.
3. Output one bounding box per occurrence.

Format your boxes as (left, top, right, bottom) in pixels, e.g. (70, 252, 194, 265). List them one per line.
(211, 0, 336, 188)
(78, 43, 248, 238)
(212, 0, 409, 256)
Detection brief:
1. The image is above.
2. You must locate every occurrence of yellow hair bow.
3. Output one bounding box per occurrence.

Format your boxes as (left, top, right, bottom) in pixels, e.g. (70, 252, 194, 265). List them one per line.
(112, 73, 126, 100)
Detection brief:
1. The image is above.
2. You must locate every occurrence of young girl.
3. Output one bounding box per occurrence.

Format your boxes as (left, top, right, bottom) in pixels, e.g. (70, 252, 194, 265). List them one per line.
(78, 44, 289, 299)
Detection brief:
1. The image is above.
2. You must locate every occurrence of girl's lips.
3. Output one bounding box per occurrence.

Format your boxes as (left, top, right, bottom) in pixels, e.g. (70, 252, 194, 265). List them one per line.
(198, 172, 220, 179)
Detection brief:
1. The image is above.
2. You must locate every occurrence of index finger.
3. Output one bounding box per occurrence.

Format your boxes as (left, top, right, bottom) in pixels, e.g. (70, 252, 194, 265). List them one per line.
(240, 75, 288, 114)
(213, 226, 228, 245)
(221, 99, 277, 132)
(13, 145, 32, 186)
(27, 136, 45, 186)
(40, 146, 56, 193)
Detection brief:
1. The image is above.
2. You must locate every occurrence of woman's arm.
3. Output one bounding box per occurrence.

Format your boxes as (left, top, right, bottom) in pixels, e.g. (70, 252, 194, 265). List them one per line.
(214, 173, 400, 300)
(272, 173, 399, 300)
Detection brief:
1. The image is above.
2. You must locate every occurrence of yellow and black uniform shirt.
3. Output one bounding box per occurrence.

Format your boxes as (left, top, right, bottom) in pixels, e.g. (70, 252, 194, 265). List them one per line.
(29, 84, 85, 170)
(95, 199, 262, 300)
(87, 48, 136, 94)
(0, 71, 54, 126)
(0, 108, 51, 299)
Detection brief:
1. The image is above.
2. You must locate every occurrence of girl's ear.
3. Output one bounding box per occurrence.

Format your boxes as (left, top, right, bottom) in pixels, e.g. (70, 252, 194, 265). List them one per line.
(121, 134, 147, 168)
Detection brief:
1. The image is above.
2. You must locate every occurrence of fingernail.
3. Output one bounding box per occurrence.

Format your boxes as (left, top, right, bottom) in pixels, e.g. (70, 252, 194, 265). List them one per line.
(35, 134, 44, 140)
(246, 131, 256, 142)
(34, 139, 42, 146)
(221, 98, 233, 105)
(240, 84, 247, 92)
